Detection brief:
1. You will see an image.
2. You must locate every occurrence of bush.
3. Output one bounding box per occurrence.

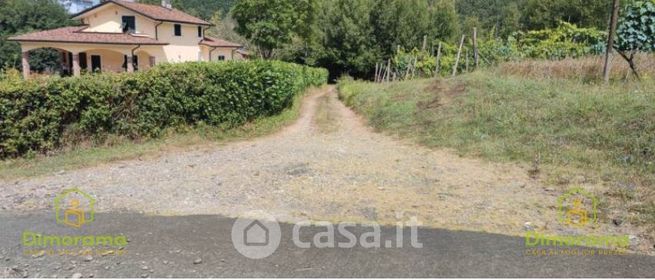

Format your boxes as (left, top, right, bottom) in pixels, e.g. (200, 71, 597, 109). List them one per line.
(0, 60, 328, 158)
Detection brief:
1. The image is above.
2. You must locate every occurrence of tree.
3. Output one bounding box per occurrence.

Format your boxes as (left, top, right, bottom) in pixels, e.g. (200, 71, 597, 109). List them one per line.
(315, 0, 379, 78)
(208, 11, 251, 48)
(520, 0, 611, 31)
(231, 0, 314, 59)
(603, 0, 621, 83)
(615, 0, 655, 79)
(0, 0, 72, 71)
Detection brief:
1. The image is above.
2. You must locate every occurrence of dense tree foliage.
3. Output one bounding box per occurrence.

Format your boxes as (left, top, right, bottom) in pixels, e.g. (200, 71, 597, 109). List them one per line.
(231, 0, 315, 59)
(456, 0, 613, 38)
(0, 0, 72, 71)
(266, 0, 459, 78)
(615, 0, 655, 78)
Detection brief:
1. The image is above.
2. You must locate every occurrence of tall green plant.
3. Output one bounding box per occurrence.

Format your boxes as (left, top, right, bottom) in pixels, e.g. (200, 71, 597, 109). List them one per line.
(615, 0, 655, 79)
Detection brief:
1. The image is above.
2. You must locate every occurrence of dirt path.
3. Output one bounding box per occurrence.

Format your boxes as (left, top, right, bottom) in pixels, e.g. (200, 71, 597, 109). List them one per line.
(0, 86, 651, 253)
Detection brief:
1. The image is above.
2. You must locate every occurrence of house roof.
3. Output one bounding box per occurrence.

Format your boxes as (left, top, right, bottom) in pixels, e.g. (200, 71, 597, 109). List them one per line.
(73, 0, 211, 26)
(8, 26, 168, 45)
(236, 49, 251, 56)
(200, 36, 242, 48)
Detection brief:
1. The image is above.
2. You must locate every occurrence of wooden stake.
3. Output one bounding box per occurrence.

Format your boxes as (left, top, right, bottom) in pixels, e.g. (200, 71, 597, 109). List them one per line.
(374, 63, 379, 82)
(465, 48, 469, 72)
(386, 59, 391, 83)
(411, 56, 417, 79)
(473, 27, 479, 68)
(603, 0, 621, 83)
(422, 35, 427, 52)
(452, 35, 465, 77)
(435, 42, 442, 77)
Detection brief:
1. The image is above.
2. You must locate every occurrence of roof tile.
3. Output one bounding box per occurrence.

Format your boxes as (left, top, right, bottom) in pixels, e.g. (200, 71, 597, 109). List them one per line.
(8, 26, 168, 45)
(200, 36, 242, 48)
(75, 0, 211, 26)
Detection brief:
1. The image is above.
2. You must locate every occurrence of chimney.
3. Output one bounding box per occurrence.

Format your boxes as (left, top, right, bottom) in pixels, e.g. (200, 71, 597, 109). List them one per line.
(161, 0, 172, 9)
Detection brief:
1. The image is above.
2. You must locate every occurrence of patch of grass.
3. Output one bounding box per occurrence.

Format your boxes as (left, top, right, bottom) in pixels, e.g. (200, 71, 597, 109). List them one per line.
(313, 94, 340, 133)
(338, 71, 655, 224)
(0, 87, 319, 180)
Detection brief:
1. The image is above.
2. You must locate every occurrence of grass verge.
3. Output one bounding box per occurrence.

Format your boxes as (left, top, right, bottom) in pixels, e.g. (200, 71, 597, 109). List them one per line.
(338, 71, 655, 226)
(0, 87, 320, 180)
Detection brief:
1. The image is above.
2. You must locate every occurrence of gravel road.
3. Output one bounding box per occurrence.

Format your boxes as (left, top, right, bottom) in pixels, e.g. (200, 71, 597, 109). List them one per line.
(1, 86, 652, 254)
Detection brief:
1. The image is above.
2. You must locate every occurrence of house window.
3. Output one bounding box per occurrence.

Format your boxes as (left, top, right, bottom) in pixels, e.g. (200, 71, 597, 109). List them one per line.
(197, 26, 203, 38)
(218, 55, 225, 61)
(121, 16, 136, 33)
(174, 24, 182, 36)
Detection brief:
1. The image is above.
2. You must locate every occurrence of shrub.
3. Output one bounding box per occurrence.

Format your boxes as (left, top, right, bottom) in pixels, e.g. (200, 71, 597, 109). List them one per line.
(0, 60, 328, 158)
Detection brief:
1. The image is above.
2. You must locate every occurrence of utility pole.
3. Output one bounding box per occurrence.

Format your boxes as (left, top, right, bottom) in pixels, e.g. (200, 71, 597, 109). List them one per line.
(603, 0, 621, 83)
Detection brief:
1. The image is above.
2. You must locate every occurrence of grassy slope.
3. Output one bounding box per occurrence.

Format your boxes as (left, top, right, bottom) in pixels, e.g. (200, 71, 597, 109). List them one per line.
(338, 72, 655, 224)
(0, 87, 317, 180)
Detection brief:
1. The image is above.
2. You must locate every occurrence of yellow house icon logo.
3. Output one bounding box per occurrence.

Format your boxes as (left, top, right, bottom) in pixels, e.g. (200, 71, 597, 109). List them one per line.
(54, 188, 95, 228)
(557, 187, 597, 228)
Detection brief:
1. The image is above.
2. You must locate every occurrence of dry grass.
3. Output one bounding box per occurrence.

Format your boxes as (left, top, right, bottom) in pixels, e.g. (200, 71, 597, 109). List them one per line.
(498, 53, 655, 82)
(339, 71, 655, 230)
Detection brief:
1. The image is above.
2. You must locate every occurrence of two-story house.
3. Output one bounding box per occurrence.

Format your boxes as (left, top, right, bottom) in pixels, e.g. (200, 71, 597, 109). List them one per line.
(9, 0, 246, 79)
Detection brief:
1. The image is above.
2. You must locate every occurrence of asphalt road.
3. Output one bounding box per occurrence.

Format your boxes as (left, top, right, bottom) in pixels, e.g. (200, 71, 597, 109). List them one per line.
(0, 212, 654, 278)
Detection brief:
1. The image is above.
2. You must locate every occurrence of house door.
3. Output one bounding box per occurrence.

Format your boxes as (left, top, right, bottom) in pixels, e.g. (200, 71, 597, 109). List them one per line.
(79, 52, 88, 70)
(91, 55, 101, 72)
(123, 55, 138, 71)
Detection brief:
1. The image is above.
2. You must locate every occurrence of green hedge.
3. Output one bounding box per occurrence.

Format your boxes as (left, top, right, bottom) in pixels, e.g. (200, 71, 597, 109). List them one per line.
(0, 60, 328, 158)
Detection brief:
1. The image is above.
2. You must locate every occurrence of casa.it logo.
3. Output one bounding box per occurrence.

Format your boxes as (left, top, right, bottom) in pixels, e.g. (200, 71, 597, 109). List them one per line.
(557, 187, 598, 228)
(54, 188, 96, 228)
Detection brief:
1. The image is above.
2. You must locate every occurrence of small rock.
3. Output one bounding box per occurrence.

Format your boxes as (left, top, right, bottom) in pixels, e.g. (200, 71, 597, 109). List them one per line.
(141, 266, 149, 271)
(88, 274, 94, 278)
(84, 256, 93, 262)
(512, 182, 526, 188)
(140, 273, 149, 278)
(103, 266, 110, 271)
(573, 175, 587, 184)
(612, 218, 623, 226)
(193, 258, 203, 265)
(629, 235, 639, 244)
(523, 222, 535, 231)
(71, 272, 83, 278)
(162, 260, 168, 265)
